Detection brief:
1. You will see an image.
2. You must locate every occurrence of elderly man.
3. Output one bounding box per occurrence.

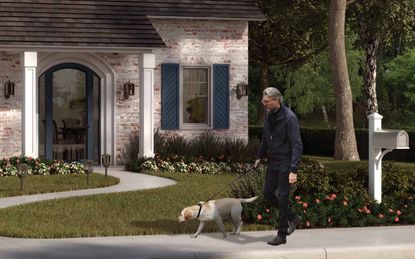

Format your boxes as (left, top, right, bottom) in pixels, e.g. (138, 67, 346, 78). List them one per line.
(254, 87, 303, 246)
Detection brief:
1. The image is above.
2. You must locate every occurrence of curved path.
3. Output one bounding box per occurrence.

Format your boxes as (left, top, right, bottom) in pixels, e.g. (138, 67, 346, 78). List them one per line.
(0, 166, 176, 209)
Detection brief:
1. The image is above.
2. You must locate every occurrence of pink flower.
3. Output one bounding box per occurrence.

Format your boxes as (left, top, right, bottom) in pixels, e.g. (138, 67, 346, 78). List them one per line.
(315, 199, 320, 204)
(378, 214, 384, 218)
(265, 208, 270, 213)
(343, 200, 348, 206)
(396, 210, 402, 216)
(395, 217, 399, 222)
(303, 202, 308, 208)
(306, 221, 311, 227)
(389, 208, 394, 213)
(295, 196, 301, 201)
(328, 217, 332, 223)
(257, 214, 263, 221)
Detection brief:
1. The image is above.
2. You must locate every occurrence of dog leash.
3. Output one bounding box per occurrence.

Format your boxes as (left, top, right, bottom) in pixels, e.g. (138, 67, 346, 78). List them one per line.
(196, 165, 258, 218)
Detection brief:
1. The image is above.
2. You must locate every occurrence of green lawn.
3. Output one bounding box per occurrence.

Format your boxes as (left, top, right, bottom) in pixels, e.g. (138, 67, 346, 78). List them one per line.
(0, 173, 119, 198)
(0, 173, 272, 238)
(306, 155, 415, 172)
(0, 157, 413, 238)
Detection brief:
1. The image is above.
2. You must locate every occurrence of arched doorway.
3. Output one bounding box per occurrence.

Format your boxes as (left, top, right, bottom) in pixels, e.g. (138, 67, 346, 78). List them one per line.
(38, 63, 100, 162)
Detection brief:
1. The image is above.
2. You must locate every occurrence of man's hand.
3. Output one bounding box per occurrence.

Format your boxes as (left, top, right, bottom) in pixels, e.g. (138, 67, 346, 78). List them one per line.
(253, 159, 261, 169)
(289, 172, 297, 184)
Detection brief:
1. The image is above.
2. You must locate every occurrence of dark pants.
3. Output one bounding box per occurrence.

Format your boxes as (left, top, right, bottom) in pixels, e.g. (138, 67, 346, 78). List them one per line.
(263, 160, 297, 237)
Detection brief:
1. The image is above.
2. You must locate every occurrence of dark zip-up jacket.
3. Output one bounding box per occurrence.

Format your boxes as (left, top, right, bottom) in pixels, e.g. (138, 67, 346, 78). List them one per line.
(256, 105, 303, 173)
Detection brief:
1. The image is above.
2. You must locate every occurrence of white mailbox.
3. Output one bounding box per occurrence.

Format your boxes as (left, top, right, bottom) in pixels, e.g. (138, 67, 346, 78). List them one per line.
(373, 130, 409, 149)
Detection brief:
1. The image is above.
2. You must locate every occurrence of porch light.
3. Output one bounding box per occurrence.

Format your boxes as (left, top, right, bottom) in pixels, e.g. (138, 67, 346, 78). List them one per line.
(4, 80, 15, 99)
(236, 82, 248, 99)
(124, 81, 135, 99)
(101, 154, 111, 178)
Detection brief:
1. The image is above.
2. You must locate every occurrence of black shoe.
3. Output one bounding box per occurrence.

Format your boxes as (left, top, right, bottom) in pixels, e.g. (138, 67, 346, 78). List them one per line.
(267, 235, 287, 246)
(287, 216, 301, 236)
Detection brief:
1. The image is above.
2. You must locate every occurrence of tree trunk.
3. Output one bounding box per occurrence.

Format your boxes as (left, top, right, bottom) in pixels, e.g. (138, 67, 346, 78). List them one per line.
(256, 62, 269, 124)
(321, 105, 329, 126)
(364, 40, 379, 115)
(329, 0, 360, 161)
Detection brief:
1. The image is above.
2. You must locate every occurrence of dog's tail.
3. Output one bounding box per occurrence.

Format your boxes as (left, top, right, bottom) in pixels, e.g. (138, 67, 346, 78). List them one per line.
(239, 196, 258, 203)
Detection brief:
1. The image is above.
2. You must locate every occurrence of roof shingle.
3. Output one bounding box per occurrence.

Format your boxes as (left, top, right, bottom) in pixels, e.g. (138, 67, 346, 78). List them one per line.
(0, 0, 265, 49)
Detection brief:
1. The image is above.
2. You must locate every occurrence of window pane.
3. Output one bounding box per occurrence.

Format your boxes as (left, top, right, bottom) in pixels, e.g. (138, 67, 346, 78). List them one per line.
(183, 69, 190, 82)
(198, 69, 207, 82)
(182, 67, 209, 125)
(183, 97, 207, 123)
(198, 83, 208, 96)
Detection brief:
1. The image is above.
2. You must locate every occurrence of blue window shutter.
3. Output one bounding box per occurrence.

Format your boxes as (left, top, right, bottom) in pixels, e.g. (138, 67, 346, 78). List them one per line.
(213, 64, 230, 129)
(161, 63, 179, 130)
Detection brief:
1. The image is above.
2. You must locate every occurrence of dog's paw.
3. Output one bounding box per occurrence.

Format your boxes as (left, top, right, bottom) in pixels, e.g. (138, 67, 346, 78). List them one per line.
(222, 233, 228, 239)
(190, 234, 198, 238)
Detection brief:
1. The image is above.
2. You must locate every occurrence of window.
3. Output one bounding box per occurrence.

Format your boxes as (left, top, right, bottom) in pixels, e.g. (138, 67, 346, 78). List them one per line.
(181, 67, 210, 128)
(161, 63, 229, 130)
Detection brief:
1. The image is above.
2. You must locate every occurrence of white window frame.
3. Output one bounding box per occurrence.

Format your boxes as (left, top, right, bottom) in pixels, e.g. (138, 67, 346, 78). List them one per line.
(179, 65, 213, 130)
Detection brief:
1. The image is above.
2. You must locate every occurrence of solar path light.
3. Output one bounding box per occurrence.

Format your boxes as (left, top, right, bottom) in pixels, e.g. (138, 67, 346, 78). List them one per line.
(16, 163, 29, 191)
(81, 159, 94, 185)
(101, 154, 111, 178)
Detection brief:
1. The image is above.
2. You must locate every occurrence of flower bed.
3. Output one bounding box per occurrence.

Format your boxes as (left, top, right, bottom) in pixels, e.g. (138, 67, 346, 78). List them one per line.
(0, 156, 86, 176)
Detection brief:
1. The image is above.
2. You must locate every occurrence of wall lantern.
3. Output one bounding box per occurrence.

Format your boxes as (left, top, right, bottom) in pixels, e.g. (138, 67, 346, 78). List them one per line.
(236, 82, 248, 100)
(4, 80, 15, 99)
(124, 81, 135, 99)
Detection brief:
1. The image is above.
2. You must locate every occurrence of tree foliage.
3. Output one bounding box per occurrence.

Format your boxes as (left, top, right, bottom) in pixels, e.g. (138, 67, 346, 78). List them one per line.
(284, 32, 363, 116)
(347, 0, 415, 114)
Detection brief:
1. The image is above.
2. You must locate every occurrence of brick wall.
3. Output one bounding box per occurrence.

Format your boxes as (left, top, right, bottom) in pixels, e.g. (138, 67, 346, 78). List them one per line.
(0, 19, 250, 161)
(151, 19, 249, 140)
(0, 53, 22, 158)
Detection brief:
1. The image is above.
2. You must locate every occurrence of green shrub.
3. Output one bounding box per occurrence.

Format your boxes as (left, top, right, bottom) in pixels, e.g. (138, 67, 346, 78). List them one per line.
(382, 161, 415, 196)
(164, 135, 191, 158)
(191, 132, 223, 160)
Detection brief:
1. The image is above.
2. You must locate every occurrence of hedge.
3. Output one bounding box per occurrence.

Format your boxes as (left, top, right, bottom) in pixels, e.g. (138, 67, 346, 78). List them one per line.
(249, 126, 415, 162)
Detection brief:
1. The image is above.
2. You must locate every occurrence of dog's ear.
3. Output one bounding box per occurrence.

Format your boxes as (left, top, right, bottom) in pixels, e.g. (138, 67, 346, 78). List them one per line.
(184, 209, 192, 220)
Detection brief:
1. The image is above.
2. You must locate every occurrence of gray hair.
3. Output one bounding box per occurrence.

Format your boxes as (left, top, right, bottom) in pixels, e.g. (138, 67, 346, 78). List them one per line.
(263, 87, 283, 103)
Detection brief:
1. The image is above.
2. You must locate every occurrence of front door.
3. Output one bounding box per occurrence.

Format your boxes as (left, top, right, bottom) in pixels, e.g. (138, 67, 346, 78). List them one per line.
(38, 63, 100, 162)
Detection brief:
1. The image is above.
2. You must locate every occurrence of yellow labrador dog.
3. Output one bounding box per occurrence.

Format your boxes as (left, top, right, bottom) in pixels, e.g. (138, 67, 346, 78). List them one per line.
(178, 197, 258, 238)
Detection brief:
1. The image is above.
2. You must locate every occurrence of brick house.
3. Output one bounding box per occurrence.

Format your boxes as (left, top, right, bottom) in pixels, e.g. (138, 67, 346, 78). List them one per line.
(0, 0, 264, 164)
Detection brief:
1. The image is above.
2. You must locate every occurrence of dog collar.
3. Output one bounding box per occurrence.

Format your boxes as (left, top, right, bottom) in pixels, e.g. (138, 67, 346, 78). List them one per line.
(197, 203, 203, 218)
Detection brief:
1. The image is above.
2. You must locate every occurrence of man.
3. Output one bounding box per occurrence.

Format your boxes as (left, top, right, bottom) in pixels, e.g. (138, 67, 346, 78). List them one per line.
(254, 87, 303, 246)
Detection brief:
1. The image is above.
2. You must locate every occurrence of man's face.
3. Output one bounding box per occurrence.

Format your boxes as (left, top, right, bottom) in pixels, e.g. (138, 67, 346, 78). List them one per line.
(262, 95, 280, 111)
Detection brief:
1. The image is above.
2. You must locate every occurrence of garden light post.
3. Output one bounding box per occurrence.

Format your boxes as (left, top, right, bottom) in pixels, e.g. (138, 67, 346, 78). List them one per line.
(16, 163, 29, 191)
(82, 160, 94, 185)
(101, 154, 111, 178)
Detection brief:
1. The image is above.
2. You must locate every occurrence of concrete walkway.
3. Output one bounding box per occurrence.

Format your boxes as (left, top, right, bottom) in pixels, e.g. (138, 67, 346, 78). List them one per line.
(0, 167, 414, 259)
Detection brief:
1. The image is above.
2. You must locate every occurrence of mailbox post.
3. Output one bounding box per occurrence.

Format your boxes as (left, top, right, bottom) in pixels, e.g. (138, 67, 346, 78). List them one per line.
(368, 113, 409, 203)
